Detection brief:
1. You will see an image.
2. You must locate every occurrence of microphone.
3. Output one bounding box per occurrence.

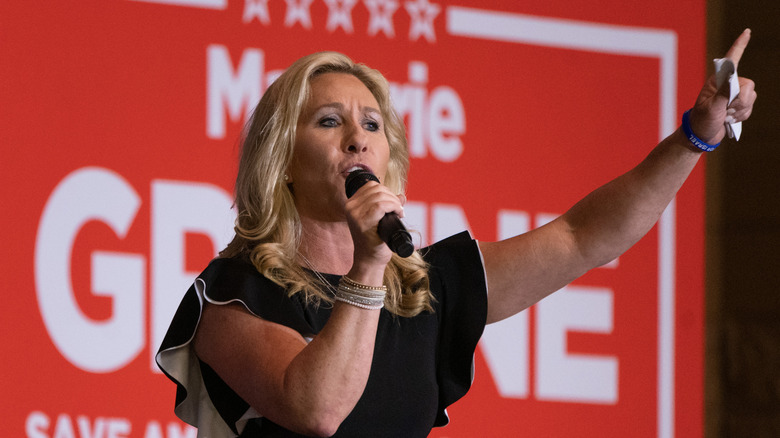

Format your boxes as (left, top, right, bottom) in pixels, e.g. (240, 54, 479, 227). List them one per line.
(345, 169, 414, 258)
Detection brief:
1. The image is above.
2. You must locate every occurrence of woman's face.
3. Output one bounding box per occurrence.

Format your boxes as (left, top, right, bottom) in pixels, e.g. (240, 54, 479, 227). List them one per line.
(290, 72, 391, 221)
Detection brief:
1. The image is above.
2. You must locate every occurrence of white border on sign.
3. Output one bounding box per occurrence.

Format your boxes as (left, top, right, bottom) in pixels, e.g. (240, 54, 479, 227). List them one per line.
(446, 7, 678, 438)
(129, 0, 226, 10)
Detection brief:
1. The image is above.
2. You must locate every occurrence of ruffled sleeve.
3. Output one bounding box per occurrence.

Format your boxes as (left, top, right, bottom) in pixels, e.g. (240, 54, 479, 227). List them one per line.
(422, 231, 489, 426)
(155, 258, 315, 437)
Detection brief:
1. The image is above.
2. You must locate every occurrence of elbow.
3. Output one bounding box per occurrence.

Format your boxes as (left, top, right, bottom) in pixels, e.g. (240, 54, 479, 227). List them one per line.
(257, 398, 346, 436)
(300, 413, 343, 437)
(310, 426, 339, 438)
(258, 410, 343, 437)
(276, 373, 357, 436)
(279, 401, 345, 437)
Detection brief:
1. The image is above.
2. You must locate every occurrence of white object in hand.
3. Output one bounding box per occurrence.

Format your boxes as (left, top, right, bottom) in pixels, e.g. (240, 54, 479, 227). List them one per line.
(713, 57, 741, 140)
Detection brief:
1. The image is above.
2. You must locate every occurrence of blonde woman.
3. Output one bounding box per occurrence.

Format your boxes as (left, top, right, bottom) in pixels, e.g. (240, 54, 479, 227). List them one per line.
(158, 31, 756, 437)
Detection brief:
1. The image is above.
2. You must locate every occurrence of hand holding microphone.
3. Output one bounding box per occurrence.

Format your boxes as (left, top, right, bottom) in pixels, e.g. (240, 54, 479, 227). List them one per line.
(345, 169, 414, 258)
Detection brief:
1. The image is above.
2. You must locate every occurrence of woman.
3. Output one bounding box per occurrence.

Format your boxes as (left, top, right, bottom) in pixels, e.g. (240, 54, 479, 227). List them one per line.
(157, 30, 756, 437)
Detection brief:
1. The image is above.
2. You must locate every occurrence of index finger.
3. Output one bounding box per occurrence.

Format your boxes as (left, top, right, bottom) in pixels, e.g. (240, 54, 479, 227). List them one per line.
(725, 28, 751, 65)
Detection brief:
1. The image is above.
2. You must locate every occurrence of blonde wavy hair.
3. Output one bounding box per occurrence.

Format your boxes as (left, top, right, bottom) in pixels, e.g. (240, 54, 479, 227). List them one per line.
(220, 51, 433, 317)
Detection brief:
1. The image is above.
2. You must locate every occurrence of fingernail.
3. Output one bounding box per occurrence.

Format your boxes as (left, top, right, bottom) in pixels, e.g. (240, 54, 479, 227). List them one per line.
(727, 108, 736, 115)
(725, 115, 736, 124)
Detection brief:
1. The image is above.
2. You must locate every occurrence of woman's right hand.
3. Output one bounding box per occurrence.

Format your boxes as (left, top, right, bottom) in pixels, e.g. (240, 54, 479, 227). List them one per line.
(343, 180, 404, 278)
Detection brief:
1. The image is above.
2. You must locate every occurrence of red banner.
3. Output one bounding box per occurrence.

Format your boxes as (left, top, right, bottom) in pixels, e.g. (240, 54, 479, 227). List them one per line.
(2, 0, 705, 436)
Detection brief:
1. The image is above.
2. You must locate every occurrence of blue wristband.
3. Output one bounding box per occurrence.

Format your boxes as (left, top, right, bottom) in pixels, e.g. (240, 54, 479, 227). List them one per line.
(681, 109, 720, 152)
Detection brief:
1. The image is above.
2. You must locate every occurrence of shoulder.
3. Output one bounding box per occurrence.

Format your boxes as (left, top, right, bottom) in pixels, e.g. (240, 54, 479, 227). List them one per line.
(196, 257, 318, 337)
(196, 257, 284, 306)
(419, 231, 487, 314)
(421, 231, 484, 277)
(198, 257, 266, 291)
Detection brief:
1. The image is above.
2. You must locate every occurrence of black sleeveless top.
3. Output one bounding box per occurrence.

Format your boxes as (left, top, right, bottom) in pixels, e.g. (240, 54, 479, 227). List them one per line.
(156, 231, 488, 437)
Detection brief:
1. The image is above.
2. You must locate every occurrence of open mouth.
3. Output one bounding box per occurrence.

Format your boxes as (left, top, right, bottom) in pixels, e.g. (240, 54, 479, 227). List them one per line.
(344, 164, 371, 176)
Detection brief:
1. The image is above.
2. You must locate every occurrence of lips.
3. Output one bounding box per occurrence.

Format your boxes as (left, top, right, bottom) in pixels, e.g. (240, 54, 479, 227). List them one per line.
(342, 163, 372, 176)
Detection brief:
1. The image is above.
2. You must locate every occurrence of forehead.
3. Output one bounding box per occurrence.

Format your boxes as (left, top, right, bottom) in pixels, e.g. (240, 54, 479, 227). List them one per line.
(307, 72, 380, 108)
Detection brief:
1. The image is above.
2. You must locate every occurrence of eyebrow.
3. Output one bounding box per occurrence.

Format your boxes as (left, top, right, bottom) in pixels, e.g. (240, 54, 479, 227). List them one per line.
(313, 102, 382, 116)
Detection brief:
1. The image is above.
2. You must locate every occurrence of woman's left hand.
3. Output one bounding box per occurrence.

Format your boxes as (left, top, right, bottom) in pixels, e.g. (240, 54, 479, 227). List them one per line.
(689, 29, 757, 145)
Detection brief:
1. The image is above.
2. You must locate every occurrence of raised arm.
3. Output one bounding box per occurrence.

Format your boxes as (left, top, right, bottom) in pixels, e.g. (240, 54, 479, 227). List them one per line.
(480, 29, 757, 324)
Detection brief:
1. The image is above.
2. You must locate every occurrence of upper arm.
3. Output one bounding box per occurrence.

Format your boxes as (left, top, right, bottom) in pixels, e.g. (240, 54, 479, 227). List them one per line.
(479, 216, 589, 324)
(193, 301, 308, 424)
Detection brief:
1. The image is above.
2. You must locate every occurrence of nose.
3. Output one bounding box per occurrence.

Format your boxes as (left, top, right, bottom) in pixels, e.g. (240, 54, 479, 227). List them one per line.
(343, 122, 368, 154)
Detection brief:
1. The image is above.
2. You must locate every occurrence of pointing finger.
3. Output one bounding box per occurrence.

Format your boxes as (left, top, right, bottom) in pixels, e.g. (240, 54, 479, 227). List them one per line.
(725, 28, 751, 65)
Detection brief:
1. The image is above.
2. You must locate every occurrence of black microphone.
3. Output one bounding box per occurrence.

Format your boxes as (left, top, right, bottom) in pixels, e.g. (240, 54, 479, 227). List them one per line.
(345, 169, 414, 258)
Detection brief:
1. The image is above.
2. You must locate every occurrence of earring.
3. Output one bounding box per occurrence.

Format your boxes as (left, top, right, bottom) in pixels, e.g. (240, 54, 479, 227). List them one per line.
(284, 174, 289, 182)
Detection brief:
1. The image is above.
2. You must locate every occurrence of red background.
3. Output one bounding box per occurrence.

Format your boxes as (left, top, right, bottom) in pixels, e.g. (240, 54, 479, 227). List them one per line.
(1, 0, 705, 436)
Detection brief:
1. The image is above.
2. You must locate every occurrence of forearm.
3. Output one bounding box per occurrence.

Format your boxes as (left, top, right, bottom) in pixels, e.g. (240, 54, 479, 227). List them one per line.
(279, 303, 380, 436)
(264, 263, 387, 436)
(562, 128, 702, 267)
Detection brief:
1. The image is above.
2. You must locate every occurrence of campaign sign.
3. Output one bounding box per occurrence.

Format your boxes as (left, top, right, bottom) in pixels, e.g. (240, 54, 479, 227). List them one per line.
(1, 0, 705, 436)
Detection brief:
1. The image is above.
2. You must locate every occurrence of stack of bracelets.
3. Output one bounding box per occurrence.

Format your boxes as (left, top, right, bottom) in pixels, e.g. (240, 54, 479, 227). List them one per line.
(336, 276, 387, 310)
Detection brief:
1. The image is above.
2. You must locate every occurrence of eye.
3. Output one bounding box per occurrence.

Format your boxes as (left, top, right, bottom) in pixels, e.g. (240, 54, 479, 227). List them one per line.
(319, 116, 339, 127)
(364, 119, 380, 132)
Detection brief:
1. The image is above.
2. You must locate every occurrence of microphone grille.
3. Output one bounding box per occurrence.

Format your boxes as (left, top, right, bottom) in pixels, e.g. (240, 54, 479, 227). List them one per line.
(345, 170, 379, 198)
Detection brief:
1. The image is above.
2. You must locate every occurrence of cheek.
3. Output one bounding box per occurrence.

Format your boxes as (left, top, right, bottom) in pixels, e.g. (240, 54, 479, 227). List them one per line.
(292, 134, 323, 166)
(378, 143, 393, 183)
(291, 136, 338, 180)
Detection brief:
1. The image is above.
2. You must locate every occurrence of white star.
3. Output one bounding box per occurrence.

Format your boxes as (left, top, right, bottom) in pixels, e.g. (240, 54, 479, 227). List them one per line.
(324, 0, 358, 34)
(284, 0, 315, 29)
(404, 0, 440, 42)
(364, 0, 399, 38)
(243, 0, 271, 25)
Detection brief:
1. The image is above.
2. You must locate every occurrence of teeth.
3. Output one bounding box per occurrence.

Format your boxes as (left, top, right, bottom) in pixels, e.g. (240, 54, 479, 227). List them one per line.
(347, 166, 363, 173)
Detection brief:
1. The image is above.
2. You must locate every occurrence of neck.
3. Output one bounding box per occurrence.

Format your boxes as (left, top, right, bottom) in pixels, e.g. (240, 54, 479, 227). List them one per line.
(297, 215, 354, 275)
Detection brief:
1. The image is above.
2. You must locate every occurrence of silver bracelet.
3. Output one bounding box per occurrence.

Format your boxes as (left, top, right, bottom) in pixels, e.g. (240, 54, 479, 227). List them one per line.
(336, 277, 387, 310)
(335, 295, 384, 310)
